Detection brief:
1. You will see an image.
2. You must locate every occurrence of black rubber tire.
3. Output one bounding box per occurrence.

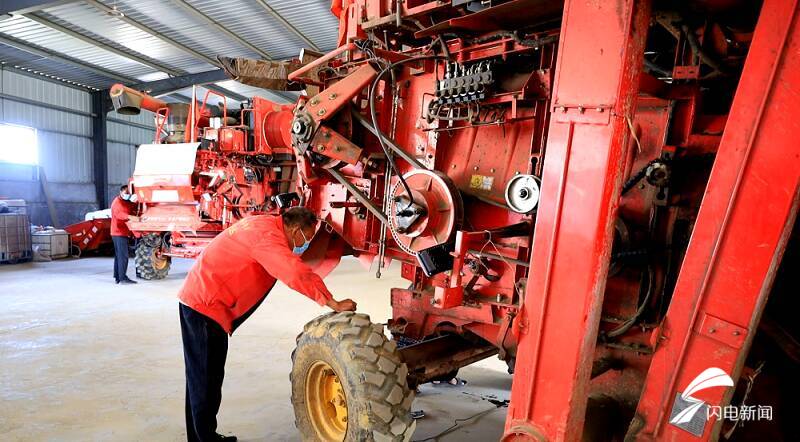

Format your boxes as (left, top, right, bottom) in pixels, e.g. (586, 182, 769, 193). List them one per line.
(135, 234, 170, 280)
(291, 312, 416, 442)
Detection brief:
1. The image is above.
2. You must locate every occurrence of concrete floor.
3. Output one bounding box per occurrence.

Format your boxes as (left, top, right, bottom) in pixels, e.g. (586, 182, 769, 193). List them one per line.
(0, 256, 510, 441)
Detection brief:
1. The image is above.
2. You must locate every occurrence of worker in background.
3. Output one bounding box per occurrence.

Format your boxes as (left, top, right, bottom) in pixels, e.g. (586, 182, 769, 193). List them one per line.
(178, 207, 357, 442)
(111, 184, 138, 285)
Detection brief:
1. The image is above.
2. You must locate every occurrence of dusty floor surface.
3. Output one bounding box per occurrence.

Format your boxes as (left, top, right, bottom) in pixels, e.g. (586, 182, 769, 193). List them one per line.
(0, 256, 510, 441)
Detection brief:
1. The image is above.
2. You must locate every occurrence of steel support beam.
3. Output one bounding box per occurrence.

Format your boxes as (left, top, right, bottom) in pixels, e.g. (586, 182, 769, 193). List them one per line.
(23, 12, 182, 76)
(20, 13, 250, 107)
(252, 0, 320, 51)
(0, 33, 132, 82)
(0, 91, 95, 117)
(629, 0, 800, 439)
(91, 90, 108, 208)
(502, 1, 651, 440)
(79, 0, 297, 104)
(1, 87, 155, 134)
(0, 0, 77, 15)
(82, 0, 219, 67)
(171, 0, 273, 60)
(107, 117, 154, 132)
(72, 0, 278, 104)
(1, 64, 92, 91)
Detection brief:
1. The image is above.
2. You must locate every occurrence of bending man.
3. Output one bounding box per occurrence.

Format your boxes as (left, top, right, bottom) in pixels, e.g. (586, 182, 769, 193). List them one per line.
(178, 207, 357, 441)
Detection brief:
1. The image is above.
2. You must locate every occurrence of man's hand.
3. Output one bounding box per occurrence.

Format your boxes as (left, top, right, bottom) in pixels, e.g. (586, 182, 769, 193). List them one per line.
(128, 215, 140, 222)
(326, 298, 357, 312)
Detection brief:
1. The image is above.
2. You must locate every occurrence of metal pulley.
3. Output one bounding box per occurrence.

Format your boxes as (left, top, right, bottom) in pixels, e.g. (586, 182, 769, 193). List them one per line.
(388, 170, 463, 255)
(504, 174, 541, 214)
(290, 111, 316, 154)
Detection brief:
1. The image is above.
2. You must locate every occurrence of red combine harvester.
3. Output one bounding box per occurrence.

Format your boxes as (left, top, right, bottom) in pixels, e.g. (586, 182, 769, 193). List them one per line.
(268, 0, 800, 441)
(108, 85, 297, 279)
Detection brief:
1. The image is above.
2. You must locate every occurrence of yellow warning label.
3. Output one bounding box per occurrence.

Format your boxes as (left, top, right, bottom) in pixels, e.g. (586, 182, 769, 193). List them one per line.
(470, 175, 494, 191)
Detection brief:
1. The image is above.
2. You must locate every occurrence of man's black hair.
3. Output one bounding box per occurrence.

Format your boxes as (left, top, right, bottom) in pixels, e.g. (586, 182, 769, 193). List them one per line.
(282, 206, 317, 230)
(120, 184, 128, 191)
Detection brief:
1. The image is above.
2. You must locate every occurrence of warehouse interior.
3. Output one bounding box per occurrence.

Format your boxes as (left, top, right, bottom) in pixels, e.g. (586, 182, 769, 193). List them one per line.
(2, 1, 799, 442)
(0, 0, 323, 226)
(0, 1, 509, 440)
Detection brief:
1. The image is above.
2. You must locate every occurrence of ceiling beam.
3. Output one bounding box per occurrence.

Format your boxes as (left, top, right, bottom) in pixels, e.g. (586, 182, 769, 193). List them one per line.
(22, 13, 249, 104)
(251, 0, 320, 52)
(82, 0, 220, 67)
(0, 63, 93, 91)
(15, 1, 297, 104)
(0, 0, 77, 15)
(23, 12, 183, 76)
(82, 0, 268, 103)
(161, 94, 190, 103)
(0, 32, 133, 82)
(170, 0, 273, 60)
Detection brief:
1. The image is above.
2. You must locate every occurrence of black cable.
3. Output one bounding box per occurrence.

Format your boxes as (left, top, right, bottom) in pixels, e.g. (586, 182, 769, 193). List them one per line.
(433, 35, 450, 58)
(412, 406, 502, 442)
(368, 55, 448, 209)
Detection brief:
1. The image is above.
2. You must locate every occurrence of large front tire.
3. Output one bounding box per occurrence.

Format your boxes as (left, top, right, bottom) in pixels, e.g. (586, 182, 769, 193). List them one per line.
(135, 234, 170, 280)
(291, 312, 416, 442)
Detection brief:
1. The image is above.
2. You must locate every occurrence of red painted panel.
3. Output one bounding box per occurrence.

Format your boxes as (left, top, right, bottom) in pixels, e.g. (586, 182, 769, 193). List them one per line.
(503, 1, 652, 440)
(631, 0, 800, 439)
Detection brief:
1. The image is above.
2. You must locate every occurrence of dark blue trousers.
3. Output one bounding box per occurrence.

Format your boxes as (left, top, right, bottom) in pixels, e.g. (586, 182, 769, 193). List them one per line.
(180, 303, 229, 442)
(112, 236, 130, 282)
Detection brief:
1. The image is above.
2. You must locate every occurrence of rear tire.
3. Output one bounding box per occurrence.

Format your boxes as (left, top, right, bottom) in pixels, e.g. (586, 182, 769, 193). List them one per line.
(291, 312, 416, 442)
(135, 234, 170, 280)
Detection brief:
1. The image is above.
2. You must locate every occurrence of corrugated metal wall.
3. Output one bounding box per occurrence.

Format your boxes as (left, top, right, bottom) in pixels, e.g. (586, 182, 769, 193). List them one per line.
(0, 67, 154, 225)
(107, 111, 155, 194)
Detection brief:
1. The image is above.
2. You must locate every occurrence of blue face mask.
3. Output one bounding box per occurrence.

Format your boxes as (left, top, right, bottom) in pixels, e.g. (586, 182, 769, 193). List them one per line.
(292, 228, 310, 255)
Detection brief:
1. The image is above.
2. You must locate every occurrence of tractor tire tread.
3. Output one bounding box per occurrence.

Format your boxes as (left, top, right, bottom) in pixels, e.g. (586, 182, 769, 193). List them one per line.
(291, 312, 415, 442)
(134, 234, 169, 280)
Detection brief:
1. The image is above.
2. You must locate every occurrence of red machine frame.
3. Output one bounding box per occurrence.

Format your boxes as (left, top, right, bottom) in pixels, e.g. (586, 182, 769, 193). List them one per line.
(109, 0, 800, 438)
(282, 0, 800, 440)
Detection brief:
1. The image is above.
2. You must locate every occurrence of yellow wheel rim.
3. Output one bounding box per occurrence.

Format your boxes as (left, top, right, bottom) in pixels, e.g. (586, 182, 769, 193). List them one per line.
(306, 360, 348, 441)
(152, 251, 168, 270)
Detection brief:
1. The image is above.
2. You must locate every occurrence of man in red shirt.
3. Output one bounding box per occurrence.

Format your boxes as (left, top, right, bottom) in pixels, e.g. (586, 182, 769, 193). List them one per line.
(178, 207, 356, 442)
(111, 184, 138, 284)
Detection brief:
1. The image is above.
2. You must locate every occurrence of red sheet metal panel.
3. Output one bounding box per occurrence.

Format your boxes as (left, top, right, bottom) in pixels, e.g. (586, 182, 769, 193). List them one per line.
(502, 1, 652, 440)
(64, 219, 112, 254)
(630, 0, 800, 439)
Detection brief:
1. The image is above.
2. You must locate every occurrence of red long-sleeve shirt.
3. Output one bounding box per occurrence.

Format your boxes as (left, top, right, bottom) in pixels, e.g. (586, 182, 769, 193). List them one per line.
(110, 196, 134, 237)
(178, 215, 333, 334)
